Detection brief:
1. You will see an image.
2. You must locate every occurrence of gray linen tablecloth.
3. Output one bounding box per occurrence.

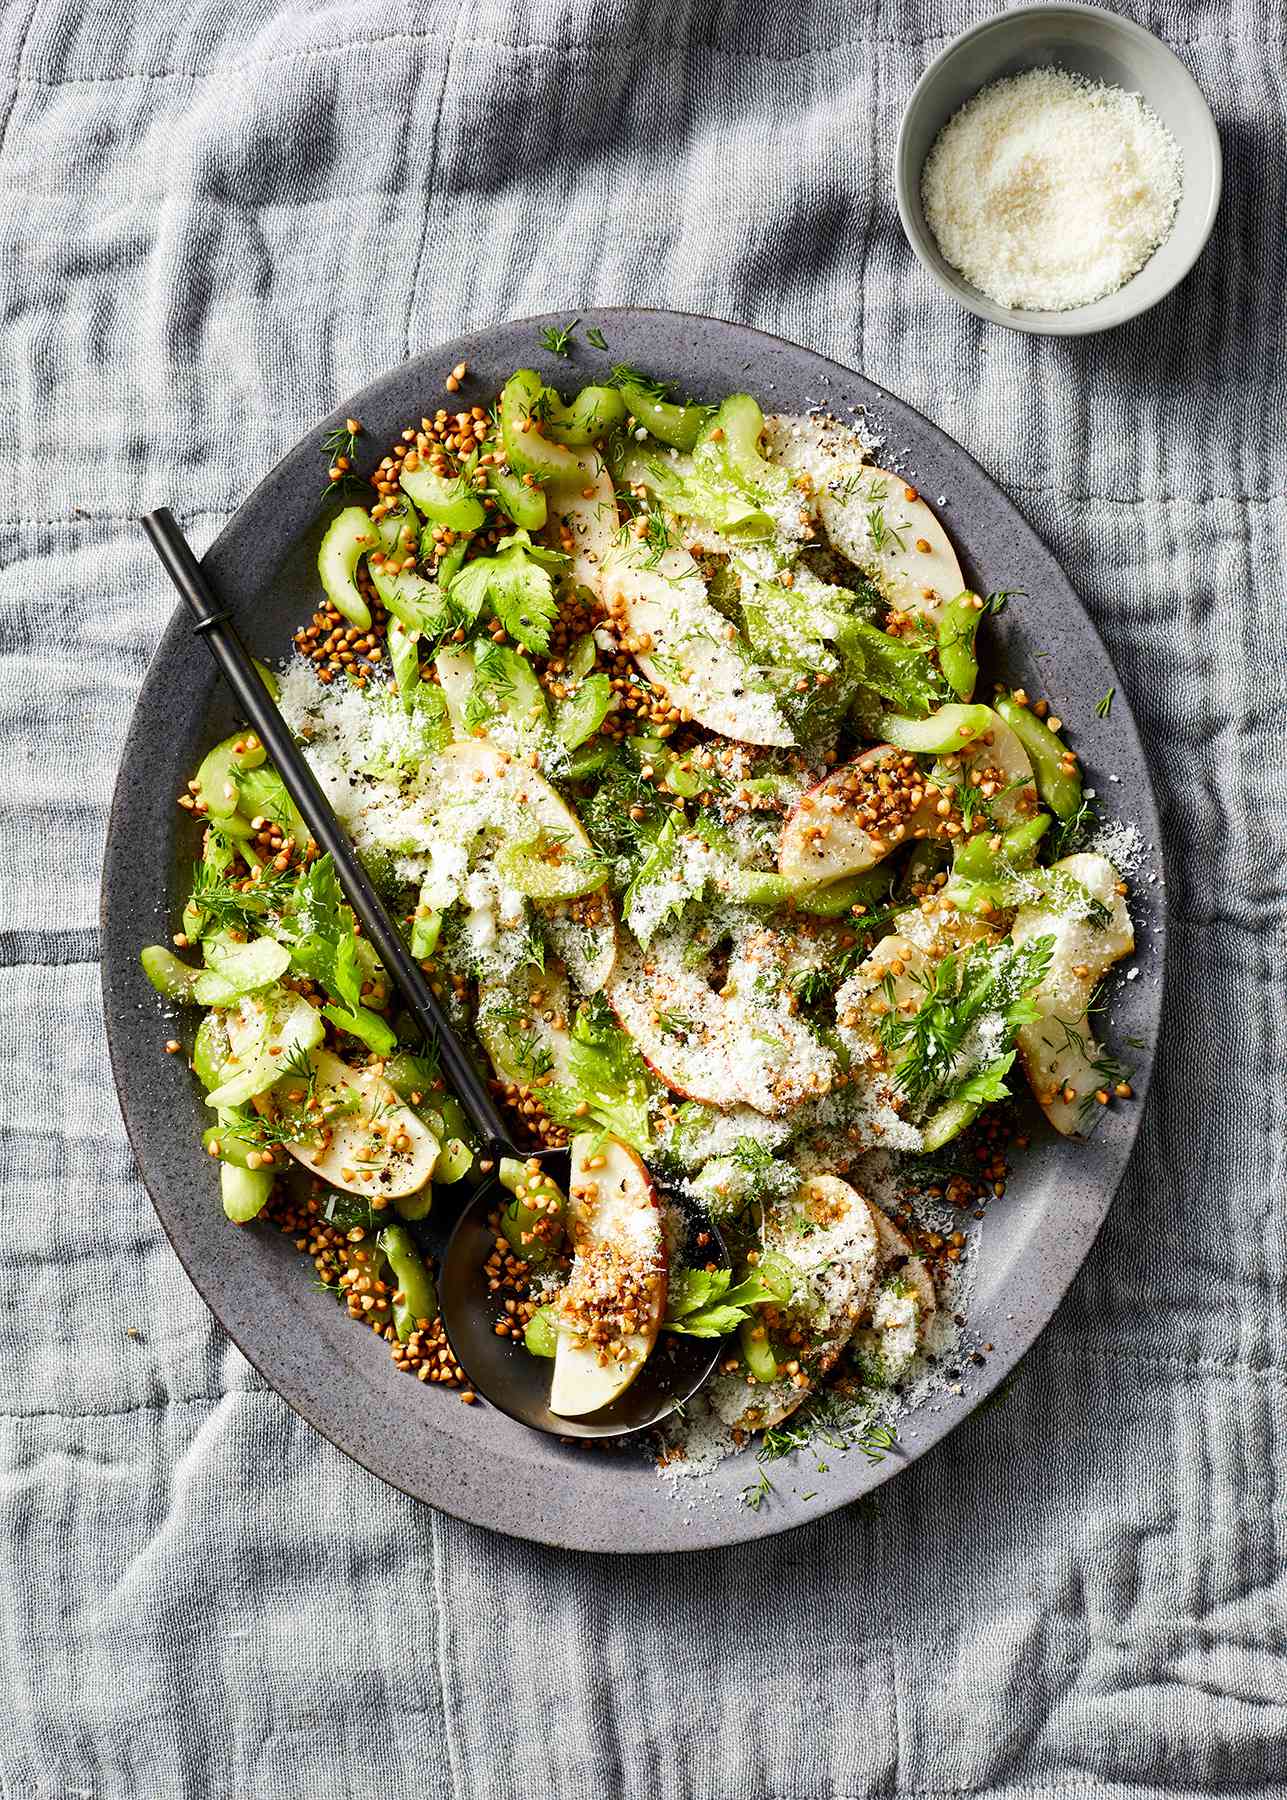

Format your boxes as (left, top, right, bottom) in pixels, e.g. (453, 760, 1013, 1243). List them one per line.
(2, 0, 1284, 1792)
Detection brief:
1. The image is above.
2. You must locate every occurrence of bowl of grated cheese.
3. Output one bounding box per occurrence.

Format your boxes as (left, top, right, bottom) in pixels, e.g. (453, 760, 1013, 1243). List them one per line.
(895, 2, 1222, 335)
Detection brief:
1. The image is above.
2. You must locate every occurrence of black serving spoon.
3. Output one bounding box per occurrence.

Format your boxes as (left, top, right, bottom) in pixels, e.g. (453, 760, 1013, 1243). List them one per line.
(142, 508, 725, 1438)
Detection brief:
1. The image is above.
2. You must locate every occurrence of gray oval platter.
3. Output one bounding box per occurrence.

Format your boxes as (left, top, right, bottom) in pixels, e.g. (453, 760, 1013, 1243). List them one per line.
(101, 309, 1166, 1552)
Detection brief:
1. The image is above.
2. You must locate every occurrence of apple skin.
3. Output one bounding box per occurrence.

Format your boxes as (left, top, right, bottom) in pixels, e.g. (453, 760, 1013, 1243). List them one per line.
(548, 1133, 668, 1418)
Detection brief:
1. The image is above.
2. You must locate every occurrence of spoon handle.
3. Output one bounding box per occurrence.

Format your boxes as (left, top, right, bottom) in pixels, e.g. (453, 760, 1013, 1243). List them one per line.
(141, 506, 516, 1159)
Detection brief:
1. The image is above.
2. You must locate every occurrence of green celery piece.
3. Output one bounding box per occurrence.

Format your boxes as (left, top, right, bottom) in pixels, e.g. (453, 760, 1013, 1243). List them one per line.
(880, 703, 993, 755)
(202, 1109, 261, 1169)
(490, 463, 548, 530)
(400, 464, 485, 532)
(378, 1223, 439, 1338)
(388, 618, 421, 710)
(936, 592, 984, 700)
(792, 868, 894, 918)
(204, 997, 324, 1110)
(466, 639, 549, 732)
(994, 696, 1084, 820)
(373, 492, 417, 554)
(615, 378, 709, 451)
(568, 632, 597, 681)
(369, 560, 453, 636)
(322, 1002, 397, 1057)
(317, 506, 376, 629)
(496, 837, 608, 900)
(221, 1163, 274, 1222)
(410, 892, 442, 959)
(563, 742, 615, 781)
(543, 385, 626, 445)
(140, 945, 200, 1001)
(739, 1317, 778, 1382)
(195, 731, 267, 820)
(705, 393, 790, 499)
(500, 370, 582, 484)
(192, 937, 291, 1006)
(524, 1305, 559, 1358)
(920, 1052, 1017, 1151)
(554, 672, 613, 749)
(236, 765, 306, 841)
(498, 1159, 567, 1263)
(945, 815, 1050, 914)
(192, 1012, 231, 1091)
(433, 1136, 474, 1185)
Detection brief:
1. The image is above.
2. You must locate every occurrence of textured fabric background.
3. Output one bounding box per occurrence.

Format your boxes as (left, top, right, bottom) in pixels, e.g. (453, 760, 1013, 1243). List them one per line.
(1, 0, 1284, 1793)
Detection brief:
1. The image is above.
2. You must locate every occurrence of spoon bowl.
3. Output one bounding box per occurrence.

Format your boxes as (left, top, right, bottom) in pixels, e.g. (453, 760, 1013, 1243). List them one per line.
(439, 1179, 730, 1440)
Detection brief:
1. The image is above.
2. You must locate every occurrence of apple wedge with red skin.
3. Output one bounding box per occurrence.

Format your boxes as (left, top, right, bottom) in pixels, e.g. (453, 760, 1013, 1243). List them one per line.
(779, 745, 941, 886)
(779, 717, 1039, 889)
(548, 1132, 669, 1418)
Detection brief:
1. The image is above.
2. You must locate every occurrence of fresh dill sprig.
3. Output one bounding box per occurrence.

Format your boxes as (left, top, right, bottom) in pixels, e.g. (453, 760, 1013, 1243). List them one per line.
(1049, 793, 1100, 860)
(866, 500, 905, 555)
(740, 1469, 773, 1509)
(585, 326, 608, 351)
(881, 936, 1055, 1112)
(608, 362, 671, 400)
(982, 589, 1023, 615)
(1095, 686, 1115, 718)
(187, 857, 297, 936)
(757, 1391, 897, 1468)
(539, 319, 579, 356)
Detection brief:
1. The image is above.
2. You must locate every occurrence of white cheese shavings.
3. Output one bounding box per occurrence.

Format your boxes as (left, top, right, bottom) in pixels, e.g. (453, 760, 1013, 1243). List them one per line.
(921, 67, 1183, 312)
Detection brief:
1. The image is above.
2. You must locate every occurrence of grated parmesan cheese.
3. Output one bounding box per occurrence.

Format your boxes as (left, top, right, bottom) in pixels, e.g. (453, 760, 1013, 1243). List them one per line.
(921, 67, 1183, 312)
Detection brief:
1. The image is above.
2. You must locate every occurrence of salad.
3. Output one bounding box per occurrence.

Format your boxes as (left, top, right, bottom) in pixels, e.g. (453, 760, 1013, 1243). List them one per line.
(141, 344, 1137, 1451)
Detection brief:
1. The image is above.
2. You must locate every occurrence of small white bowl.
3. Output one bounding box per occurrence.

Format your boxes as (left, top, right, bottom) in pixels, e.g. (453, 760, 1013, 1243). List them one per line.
(895, 3, 1222, 336)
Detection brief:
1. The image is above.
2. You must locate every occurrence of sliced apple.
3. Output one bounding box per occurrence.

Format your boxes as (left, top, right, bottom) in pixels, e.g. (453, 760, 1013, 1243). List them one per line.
(764, 415, 963, 627)
(779, 745, 939, 885)
(476, 962, 576, 1089)
(544, 448, 619, 590)
(936, 712, 1038, 829)
(851, 1264, 935, 1388)
(600, 541, 794, 748)
(220, 1016, 439, 1202)
(429, 739, 617, 985)
(778, 717, 1037, 889)
(549, 1132, 668, 1417)
(605, 929, 835, 1116)
(709, 1174, 879, 1430)
(832, 908, 1000, 1077)
(1011, 852, 1134, 1135)
(433, 647, 473, 738)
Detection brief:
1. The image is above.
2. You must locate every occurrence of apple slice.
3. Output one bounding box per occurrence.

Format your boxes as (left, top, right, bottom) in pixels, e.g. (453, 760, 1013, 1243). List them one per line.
(600, 542, 794, 748)
(1011, 852, 1135, 1135)
(867, 1202, 936, 1353)
(476, 961, 576, 1089)
(935, 712, 1038, 829)
(549, 1132, 668, 1417)
(431, 739, 617, 987)
(779, 717, 1037, 889)
(709, 1174, 880, 1430)
(223, 1027, 439, 1200)
(605, 929, 835, 1115)
(763, 415, 963, 627)
(832, 904, 1002, 1085)
(544, 447, 619, 589)
(779, 745, 940, 885)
